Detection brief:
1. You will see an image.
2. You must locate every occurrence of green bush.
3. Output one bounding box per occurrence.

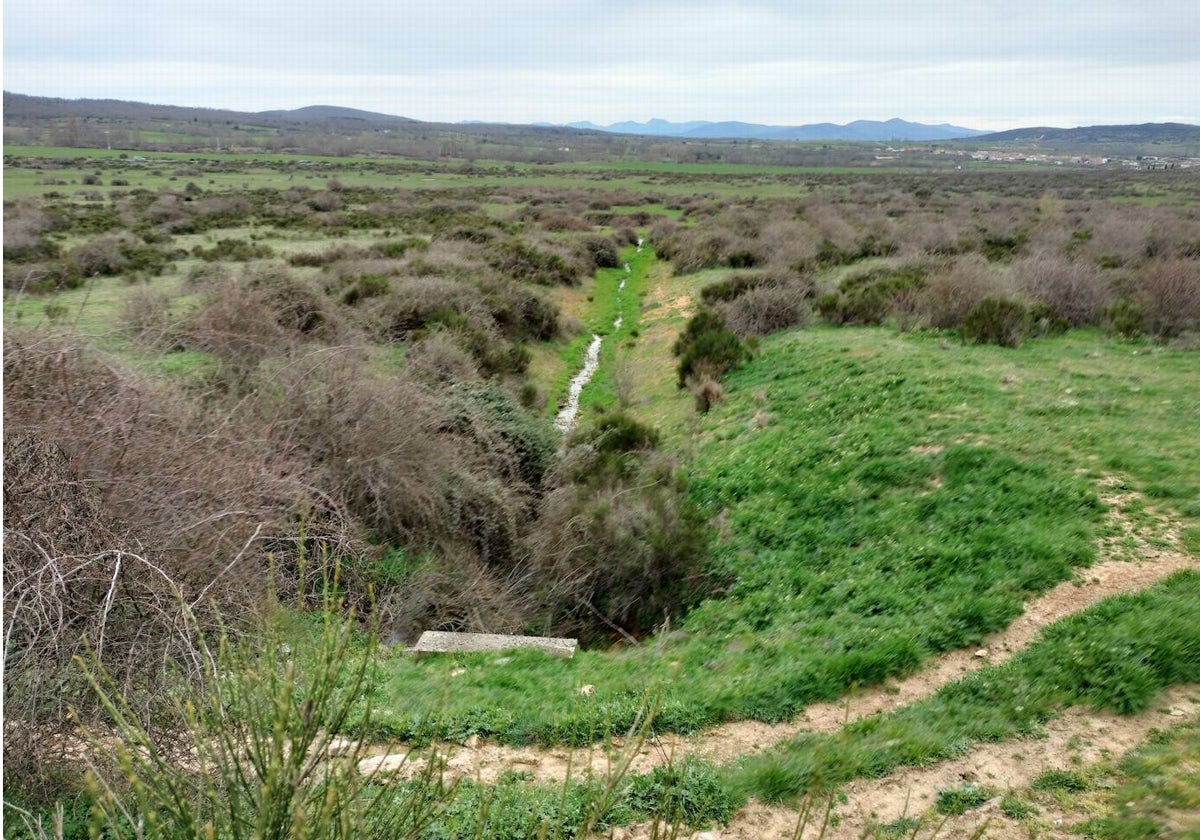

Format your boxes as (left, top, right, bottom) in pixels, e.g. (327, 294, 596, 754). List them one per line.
(73, 586, 450, 840)
(1100, 297, 1145, 338)
(961, 297, 1030, 347)
(999, 792, 1038, 820)
(624, 760, 740, 828)
(816, 267, 925, 326)
(673, 309, 750, 387)
(192, 238, 276, 262)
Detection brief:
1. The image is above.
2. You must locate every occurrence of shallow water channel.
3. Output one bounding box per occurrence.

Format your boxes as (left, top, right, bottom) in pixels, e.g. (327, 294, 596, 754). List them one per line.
(552, 262, 632, 433)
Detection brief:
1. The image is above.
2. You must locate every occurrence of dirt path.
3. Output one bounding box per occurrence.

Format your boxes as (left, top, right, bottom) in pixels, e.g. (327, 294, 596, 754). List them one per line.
(359, 487, 1196, 790)
(614, 684, 1200, 840)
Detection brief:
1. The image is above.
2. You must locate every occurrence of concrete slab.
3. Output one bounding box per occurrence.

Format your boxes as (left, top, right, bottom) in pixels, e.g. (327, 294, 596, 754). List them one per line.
(409, 631, 578, 658)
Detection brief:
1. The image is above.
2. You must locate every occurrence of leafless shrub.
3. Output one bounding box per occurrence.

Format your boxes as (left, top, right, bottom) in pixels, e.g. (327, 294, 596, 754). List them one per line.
(538, 209, 592, 232)
(144, 192, 188, 226)
(5, 334, 349, 586)
(3, 433, 205, 803)
(377, 547, 528, 643)
(182, 282, 292, 389)
(1136, 258, 1200, 338)
(688, 373, 726, 413)
(801, 201, 859, 254)
(3, 336, 368, 799)
(895, 212, 971, 257)
(1015, 253, 1113, 326)
(920, 254, 1012, 329)
(183, 261, 234, 290)
(288, 243, 372, 267)
(759, 218, 821, 269)
(259, 353, 459, 547)
(648, 217, 682, 245)
(241, 263, 345, 342)
(308, 191, 342, 212)
(1081, 209, 1153, 267)
(3, 205, 60, 262)
(192, 195, 252, 220)
(119, 287, 177, 348)
(718, 282, 812, 337)
(405, 330, 481, 383)
(69, 233, 137, 276)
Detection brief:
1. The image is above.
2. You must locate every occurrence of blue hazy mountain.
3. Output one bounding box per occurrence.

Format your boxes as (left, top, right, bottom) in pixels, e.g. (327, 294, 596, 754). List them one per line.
(566, 117, 986, 141)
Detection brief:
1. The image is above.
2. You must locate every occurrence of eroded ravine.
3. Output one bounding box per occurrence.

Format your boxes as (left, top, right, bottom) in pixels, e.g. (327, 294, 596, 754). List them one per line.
(552, 254, 637, 434)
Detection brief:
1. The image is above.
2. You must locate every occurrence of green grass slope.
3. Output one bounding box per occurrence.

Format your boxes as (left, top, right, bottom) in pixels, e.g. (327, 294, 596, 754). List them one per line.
(368, 325, 1197, 743)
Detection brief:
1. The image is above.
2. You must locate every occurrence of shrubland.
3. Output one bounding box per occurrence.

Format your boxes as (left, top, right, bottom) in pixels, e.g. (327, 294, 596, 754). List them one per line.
(4, 153, 1199, 834)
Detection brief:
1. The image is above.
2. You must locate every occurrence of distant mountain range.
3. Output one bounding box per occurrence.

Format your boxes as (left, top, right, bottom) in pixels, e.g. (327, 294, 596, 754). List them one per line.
(565, 117, 987, 142)
(6, 93, 1196, 149)
(972, 123, 1200, 144)
(2, 93, 419, 130)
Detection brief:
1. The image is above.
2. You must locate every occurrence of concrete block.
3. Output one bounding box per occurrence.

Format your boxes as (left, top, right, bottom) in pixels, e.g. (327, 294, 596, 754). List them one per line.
(409, 631, 577, 658)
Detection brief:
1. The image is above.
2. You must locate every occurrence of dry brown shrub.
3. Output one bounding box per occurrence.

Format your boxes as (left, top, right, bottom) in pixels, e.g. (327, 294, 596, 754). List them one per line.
(3, 337, 365, 799)
(1136, 258, 1200, 338)
(405, 330, 481, 383)
(376, 547, 528, 644)
(895, 211, 971, 257)
(69, 233, 138, 276)
(259, 352, 459, 547)
(537, 209, 592, 232)
(1081, 208, 1153, 267)
(759, 217, 821, 269)
(3, 433, 203, 802)
(242, 263, 346, 341)
(718, 282, 812, 338)
(192, 196, 251, 220)
(801, 201, 859, 254)
(307, 190, 342, 212)
(182, 282, 293, 389)
(688, 373, 726, 413)
(3, 205, 59, 262)
(920, 254, 1012, 329)
(1015, 252, 1113, 326)
(119, 287, 177, 348)
(145, 192, 190, 227)
(3, 333, 349, 591)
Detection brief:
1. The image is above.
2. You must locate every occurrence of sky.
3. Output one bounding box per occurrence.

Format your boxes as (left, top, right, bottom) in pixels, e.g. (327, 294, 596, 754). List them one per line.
(4, 1, 1198, 131)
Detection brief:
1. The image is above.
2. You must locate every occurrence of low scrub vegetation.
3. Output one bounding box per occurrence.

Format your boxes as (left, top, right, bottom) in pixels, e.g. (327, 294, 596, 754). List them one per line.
(5, 153, 1199, 834)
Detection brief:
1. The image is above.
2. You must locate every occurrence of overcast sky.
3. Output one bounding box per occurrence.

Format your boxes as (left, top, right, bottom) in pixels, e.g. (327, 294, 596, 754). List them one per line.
(5, 1, 1198, 130)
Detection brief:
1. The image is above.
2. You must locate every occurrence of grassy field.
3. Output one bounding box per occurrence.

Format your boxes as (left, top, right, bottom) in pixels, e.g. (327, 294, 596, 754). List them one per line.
(363, 323, 1198, 744)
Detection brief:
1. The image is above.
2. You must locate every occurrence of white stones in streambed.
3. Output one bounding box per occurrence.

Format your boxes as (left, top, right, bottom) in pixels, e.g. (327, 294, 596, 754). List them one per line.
(554, 333, 603, 433)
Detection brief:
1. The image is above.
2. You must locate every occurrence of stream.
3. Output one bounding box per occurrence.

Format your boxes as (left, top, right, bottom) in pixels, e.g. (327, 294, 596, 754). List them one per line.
(552, 257, 633, 434)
